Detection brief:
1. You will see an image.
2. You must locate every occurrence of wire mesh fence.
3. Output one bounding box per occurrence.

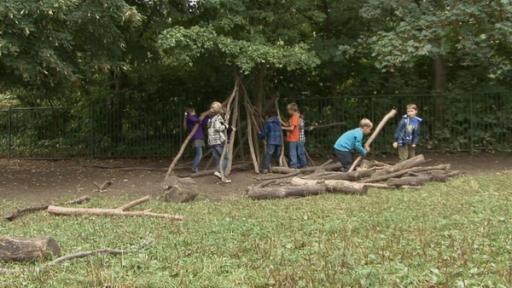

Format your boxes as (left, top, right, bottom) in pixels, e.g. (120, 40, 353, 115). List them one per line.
(0, 93, 510, 159)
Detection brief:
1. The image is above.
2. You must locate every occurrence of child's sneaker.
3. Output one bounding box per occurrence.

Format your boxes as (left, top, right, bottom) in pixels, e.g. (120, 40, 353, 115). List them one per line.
(221, 177, 232, 183)
(213, 171, 223, 179)
(261, 169, 269, 174)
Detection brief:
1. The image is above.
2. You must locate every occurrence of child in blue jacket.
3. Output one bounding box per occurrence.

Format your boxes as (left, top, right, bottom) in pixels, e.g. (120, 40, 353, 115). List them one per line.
(258, 110, 283, 173)
(333, 118, 373, 172)
(393, 104, 422, 161)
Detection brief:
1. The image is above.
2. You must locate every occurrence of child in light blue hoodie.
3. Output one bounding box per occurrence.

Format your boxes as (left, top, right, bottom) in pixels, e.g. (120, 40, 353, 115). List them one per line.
(333, 118, 373, 172)
(393, 104, 422, 161)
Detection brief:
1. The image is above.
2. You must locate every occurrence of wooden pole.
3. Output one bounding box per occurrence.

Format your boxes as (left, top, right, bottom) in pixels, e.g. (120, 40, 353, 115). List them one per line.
(244, 95, 260, 173)
(219, 81, 239, 177)
(348, 108, 397, 172)
(275, 98, 288, 167)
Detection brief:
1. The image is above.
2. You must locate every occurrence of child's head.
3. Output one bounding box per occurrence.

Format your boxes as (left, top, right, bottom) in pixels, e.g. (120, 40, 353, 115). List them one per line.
(185, 107, 196, 115)
(406, 104, 418, 117)
(265, 109, 278, 119)
(210, 101, 223, 114)
(287, 103, 298, 115)
(359, 118, 373, 135)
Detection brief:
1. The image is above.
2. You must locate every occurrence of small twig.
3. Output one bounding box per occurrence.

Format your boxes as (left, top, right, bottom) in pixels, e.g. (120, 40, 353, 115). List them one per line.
(45, 249, 125, 266)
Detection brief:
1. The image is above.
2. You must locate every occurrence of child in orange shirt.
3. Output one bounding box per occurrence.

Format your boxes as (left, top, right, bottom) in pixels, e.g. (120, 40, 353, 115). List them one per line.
(282, 103, 302, 168)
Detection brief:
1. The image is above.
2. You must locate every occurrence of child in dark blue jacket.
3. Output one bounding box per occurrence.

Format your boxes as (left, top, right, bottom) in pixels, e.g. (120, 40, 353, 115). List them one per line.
(258, 110, 283, 173)
(393, 104, 422, 161)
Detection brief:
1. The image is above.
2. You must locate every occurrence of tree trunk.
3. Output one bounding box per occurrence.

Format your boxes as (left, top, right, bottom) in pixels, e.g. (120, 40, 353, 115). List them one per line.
(290, 178, 368, 195)
(247, 185, 327, 200)
(387, 175, 432, 187)
(0, 236, 61, 262)
(371, 154, 427, 178)
(364, 164, 449, 183)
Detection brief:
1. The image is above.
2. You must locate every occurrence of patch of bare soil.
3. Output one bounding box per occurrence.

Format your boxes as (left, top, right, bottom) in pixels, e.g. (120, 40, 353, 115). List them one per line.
(1, 153, 511, 204)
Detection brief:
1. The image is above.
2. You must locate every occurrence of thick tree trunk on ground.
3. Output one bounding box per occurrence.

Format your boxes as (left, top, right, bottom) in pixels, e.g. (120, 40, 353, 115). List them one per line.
(290, 178, 368, 195)
(247, 185, 327, 200)
(371, 154, 427, 178)
(0, 236, 61, 262)
(364, 163, 449, 183)
(387, 175, 433, 187)
(349, 109, 398, 172)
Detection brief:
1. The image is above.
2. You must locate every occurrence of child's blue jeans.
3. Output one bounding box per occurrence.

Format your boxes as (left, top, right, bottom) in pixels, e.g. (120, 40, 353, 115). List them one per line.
(288, 142, 299, 168)
(297, 142, 308, 168)
(192, 140, 204, 171)
(262, 144, 281, 171)
(211, 144, 228, 173)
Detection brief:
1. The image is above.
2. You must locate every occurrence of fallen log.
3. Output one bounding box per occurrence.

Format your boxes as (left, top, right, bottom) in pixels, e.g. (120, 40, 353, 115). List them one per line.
(387, 175, 433, 187)
(303, 168, 377, 181)
(363, 164, 449, 183)
(349, 108, 398, 172)
(255, 170, 302, 181)
(47, 196, 183, 221)
(5, 196, 91, 222)
(360, 159, 390, 170)
(271, 162, 342, 175)
(290, 178, 368, 195)
(247, 184, 327, 200)
(425, 170, 461, 182)
(370, 154, 427, 178)
(0, 236, 61, 262)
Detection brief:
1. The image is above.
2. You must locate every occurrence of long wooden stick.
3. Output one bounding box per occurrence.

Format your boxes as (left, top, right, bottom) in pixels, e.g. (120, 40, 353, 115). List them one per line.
(47, 196, 183, 221)
(362, 164, 449, 183)
(165, 110, 210, 180)
(275, 98, 288, 168)
(117, 196, 150, 211)
(5, 196, 91, 222)
(225, 92, 240, 176)
(348, 109, 397, 172)
(244, 95, 260, 173)
(218, 80, 239, 176)
(46, 249, 125, 266)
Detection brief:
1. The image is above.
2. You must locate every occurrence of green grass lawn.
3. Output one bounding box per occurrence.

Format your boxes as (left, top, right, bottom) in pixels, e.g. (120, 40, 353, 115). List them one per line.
(1, 175, 512, 287)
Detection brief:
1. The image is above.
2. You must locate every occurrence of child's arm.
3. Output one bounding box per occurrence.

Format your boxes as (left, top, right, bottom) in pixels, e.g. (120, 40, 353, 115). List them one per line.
(213, 117, 227, 132)
(412, 122, 421, 146)
(354, 135, 368, 157)
(393, 119, 405, 143)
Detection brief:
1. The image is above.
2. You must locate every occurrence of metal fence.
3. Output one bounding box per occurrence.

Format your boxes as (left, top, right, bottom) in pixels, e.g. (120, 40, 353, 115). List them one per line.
(0, 93, 511, 159)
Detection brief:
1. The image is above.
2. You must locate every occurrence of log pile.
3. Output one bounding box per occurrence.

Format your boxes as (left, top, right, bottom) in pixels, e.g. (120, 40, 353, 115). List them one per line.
(247, 154, 461, 200)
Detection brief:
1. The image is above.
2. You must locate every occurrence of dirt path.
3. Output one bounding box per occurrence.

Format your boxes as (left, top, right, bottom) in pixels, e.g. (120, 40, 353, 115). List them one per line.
(1, 153, 511, 204)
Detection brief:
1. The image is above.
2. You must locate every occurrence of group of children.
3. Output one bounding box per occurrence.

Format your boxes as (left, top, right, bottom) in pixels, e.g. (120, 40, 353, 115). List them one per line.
(185, 101, 422, 182)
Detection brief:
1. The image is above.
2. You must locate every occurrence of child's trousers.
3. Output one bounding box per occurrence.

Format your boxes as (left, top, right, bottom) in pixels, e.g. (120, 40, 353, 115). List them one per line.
(261, 144, 281, 172)
(398, 144, 416, 161)
(333, 149, 353, 172)
(211, 144, 229, 173)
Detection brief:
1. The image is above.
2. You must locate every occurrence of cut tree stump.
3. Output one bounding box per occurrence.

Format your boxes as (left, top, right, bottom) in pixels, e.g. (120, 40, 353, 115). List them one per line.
(0, 236, 61, 262)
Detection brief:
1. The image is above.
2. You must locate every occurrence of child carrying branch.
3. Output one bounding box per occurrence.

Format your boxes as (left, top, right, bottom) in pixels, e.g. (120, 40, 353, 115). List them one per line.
(184, 107, 209, 173)
(258, 109, 283, 174)
(333, 119, 373, 172)
(207, 101, 231, 183)
(393, 104, 422, 161)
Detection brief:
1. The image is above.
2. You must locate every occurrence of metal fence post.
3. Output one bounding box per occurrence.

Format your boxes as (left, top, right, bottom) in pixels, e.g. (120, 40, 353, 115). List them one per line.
(7, 107, 12, 159)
